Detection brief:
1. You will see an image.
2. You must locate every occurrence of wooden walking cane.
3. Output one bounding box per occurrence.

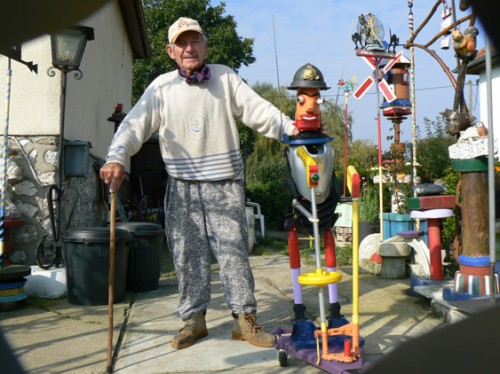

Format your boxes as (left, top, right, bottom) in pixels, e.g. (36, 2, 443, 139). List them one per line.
(107, 191, 116, 372)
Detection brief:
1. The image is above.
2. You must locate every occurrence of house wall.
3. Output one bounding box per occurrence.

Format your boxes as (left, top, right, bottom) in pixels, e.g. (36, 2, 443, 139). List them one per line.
(0, 0, 136, 266)
(477, 64, 500, 157)
(0, 38, 60, 135)
(0, 0, 133, 157)
(68, 1, 135, 160)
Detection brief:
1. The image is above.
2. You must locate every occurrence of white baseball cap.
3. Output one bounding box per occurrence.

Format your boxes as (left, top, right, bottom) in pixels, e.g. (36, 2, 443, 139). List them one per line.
(168, 17, 204, 44)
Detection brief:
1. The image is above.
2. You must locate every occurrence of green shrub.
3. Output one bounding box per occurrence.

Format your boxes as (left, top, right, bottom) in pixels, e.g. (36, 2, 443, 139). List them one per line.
(335, 244, 353, 266)
(246, 158, 291, 230)
(442, 167, 460, 246)
(359, 183, 379, 222)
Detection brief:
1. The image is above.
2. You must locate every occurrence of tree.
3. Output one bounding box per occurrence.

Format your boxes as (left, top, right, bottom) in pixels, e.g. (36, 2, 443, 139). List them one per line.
(240, 82, 294, 160)
(415, 116, 456, 183)
(133, 0, 255, 102)
(320, 98, 352, 176)
(244, 83, 295, 229)
(347, 139, 379, 178)
(244, 82, 294, 161)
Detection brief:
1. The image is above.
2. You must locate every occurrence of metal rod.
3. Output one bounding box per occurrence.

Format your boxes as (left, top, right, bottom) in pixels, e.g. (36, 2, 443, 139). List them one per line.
(0, 59, 12, 269)
(409, 1, 418, 197)
(450, 0, 460, 70)
(485, 37, 497, 302)
(291, 199, 313, 220)
(343, 92, 349, 196)
(310, 188, 321, 270)
(374, 57, 384, 240)
(56, 72, 67, 243)
(309, 186, 328, 359)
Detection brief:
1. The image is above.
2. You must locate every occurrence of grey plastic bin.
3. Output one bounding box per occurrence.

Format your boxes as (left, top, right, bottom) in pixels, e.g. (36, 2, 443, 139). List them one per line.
(62, 227, 131, 306)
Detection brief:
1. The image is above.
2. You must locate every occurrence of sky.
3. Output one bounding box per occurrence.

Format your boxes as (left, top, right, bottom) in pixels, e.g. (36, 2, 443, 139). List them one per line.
(209, 0, 483, 151)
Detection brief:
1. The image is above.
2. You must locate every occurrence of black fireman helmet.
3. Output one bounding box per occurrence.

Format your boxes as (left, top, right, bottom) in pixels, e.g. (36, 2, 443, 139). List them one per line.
(287, 63, 330, 90)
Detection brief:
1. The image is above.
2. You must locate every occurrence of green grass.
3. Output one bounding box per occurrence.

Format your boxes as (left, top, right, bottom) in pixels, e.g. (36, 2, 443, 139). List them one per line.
(251, 235, 289, 256)
(335, 244, 353, 266)
(27, 296, 63, 310)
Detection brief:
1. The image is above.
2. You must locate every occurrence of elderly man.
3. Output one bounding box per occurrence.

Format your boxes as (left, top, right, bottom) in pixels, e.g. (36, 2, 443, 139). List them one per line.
(100, 17, 298, 350)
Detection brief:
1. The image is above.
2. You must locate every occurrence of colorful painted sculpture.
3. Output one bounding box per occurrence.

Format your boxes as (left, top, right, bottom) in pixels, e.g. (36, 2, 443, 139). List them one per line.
(284, 63, 342, 324)
(275, 64, 364, 371)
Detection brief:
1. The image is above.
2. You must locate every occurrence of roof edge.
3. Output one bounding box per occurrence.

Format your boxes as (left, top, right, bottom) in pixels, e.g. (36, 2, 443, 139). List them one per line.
(118, 0, 150, 59)
(465, 47, 498, 75)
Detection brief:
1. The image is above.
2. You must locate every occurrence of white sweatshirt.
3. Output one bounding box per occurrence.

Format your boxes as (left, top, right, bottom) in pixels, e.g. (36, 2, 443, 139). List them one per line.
(106, 64, 295, 181)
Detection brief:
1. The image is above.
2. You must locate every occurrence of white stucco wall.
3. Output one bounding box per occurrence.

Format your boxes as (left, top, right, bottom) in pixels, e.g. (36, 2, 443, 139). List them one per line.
(0, 38, 60, 135)
(477, 64, 500, 158)
(67, 1, 134, 160)
(0, 0, 134, 161)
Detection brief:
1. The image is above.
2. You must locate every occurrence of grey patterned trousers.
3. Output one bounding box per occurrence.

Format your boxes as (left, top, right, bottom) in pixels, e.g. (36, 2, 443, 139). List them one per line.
(164, 177, 257, 320)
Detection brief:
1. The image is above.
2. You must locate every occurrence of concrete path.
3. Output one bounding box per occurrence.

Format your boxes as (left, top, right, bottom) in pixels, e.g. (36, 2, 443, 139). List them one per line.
(0, 253, 447, 373)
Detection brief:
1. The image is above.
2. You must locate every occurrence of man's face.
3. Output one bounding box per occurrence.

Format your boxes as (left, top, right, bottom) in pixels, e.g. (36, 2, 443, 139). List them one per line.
(295, 87, 322, 130)
(166, 31, 207, 74)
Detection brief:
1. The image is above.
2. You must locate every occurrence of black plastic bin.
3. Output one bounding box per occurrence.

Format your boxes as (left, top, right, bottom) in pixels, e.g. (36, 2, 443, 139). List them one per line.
(62, 227, 132, 306)
(117, 222, 164, 292)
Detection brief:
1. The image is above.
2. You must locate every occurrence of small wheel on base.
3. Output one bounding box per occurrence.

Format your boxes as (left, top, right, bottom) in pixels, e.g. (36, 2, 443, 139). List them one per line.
(278, 349, 288, 367)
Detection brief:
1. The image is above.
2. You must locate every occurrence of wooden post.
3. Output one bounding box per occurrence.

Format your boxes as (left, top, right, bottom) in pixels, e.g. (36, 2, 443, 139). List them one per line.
(460, 171, 489, 257)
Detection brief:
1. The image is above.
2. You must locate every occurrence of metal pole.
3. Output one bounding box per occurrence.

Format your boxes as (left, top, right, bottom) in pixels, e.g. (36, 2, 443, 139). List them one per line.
(0, 59, 12, 269)
(309, 187, 329, 358)
(450, 0, 460, 70)
(468, 80, 473, 111)
(343, 91, 349, 196)
(56, 72, 67, 242)
(409, 1, 418, 197)
(484, 37, 497, 301)
(375, 57, 384, 241)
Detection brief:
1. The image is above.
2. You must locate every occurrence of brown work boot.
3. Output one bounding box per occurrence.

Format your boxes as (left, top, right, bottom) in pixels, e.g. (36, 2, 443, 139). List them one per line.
(171, 311, 208, 349)
(232, 313, 275, 348)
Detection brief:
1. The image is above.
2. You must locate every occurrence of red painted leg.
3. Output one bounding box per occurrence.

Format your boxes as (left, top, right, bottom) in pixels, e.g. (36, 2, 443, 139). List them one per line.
(324, 227, 337, 269)
(428, 218, 443, 280)
(288, 226, 305, 317)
